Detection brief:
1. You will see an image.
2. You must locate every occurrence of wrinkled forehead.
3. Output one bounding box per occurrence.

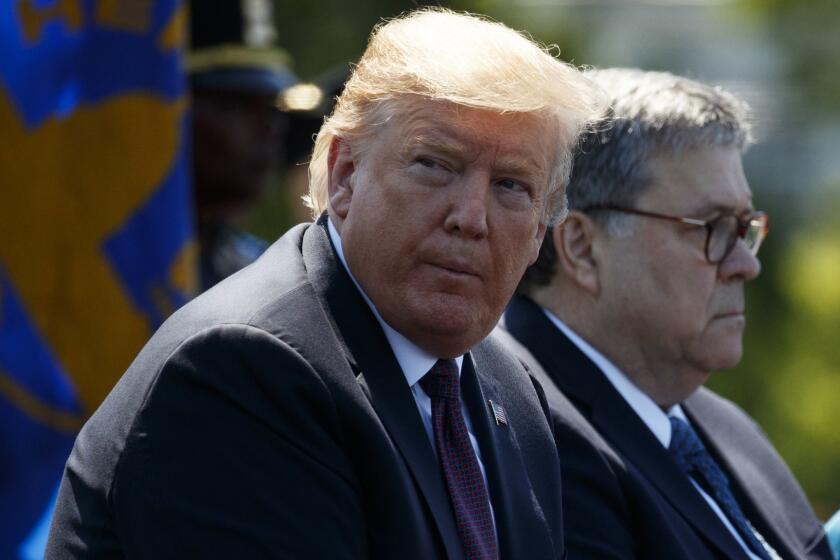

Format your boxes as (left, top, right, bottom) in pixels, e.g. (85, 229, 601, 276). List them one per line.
(640, 144, 752, 215)
(381, 98, 559, 174)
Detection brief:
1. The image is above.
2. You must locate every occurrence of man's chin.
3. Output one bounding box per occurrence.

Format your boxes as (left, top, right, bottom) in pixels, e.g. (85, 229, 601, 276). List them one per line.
(706, 346, 744, 372)
(403, 300, 495, 355)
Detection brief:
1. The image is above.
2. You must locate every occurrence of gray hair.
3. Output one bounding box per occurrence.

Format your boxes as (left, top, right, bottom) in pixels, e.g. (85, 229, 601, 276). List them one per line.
(519, 67, 753, 294)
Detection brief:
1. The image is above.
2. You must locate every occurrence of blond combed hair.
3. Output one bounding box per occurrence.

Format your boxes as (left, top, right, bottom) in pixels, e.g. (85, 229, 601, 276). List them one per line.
(304, 8, 606, 226)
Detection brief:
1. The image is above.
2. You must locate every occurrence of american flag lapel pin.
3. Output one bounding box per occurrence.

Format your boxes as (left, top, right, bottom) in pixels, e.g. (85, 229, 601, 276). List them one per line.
(488, 400, 508, 426)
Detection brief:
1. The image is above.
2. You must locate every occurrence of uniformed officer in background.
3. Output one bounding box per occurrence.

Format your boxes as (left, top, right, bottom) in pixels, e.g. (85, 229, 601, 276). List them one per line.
(189, 0, 338, 290)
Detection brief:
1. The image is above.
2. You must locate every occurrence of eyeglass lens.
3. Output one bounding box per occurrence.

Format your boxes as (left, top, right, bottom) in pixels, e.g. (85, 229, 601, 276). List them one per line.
(708, 215, 738, 263)
(707, 214, 766, 263)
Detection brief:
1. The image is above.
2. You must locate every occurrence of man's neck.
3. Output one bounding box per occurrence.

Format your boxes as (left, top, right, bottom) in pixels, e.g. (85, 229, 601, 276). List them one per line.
(326, 218, 465, 384)
(533, 292, 705, 408)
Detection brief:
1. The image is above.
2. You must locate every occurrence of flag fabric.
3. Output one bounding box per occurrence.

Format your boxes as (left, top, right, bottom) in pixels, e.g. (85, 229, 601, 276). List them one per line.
(0, 1, 195, 557)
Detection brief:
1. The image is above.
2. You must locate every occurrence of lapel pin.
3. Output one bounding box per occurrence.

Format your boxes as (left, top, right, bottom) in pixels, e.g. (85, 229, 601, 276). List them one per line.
(488, 400, 508, 426)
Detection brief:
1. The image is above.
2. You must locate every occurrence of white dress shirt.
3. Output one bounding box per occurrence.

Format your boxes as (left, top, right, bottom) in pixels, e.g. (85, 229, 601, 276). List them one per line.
(543, 308, 772, 560)
(328, 220, 496, 526)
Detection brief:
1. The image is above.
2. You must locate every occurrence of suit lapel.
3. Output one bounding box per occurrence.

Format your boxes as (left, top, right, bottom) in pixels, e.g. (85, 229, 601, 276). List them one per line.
(684, 391, 799, 559)
(589, 395, 749, 560)
(505, 295, 749, 559)
(462, 349, 555, 559)
(303, 217, 464, 560)
(354, 363, 464, 560)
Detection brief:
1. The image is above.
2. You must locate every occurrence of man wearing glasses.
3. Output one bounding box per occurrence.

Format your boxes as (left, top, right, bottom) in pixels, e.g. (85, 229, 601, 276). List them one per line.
(503, 68, 833, 559)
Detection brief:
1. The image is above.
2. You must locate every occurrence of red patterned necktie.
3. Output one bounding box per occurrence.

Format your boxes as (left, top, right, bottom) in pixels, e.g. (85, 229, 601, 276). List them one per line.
(420, 359, 498, 560)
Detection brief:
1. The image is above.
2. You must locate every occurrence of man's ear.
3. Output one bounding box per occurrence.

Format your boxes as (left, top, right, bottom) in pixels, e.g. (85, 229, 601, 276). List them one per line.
(327, 137, 355, 220)
(554, 210, 601, 296)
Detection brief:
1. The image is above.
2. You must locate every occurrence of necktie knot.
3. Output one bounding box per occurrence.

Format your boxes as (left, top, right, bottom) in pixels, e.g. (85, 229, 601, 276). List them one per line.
(669, 416, 709, 474)
(420, 359, 461, 400)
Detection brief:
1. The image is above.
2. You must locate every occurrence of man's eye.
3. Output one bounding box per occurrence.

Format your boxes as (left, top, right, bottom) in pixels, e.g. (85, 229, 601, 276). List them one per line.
(410, 157, 452, 184)
(497, 178, 526, 192)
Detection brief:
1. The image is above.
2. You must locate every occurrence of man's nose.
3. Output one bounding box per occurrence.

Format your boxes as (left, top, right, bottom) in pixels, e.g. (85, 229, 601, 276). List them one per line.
(443, 172, 489, 238)
(719, 238, 762, 282)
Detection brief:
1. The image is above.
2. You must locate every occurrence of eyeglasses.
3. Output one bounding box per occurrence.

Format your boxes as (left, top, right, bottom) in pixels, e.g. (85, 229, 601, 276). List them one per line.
(582, 205, 769, 264)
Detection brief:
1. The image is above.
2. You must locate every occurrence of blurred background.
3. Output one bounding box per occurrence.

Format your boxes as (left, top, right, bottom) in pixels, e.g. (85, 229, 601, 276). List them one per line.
(1, 0, 838, 557)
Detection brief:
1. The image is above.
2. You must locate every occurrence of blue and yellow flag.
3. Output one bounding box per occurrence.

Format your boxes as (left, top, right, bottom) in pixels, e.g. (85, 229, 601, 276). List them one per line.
(0, 1, 195, 557)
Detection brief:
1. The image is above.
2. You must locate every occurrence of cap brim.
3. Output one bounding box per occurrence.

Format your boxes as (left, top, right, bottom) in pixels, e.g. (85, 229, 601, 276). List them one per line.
(190, 68, 299, 94)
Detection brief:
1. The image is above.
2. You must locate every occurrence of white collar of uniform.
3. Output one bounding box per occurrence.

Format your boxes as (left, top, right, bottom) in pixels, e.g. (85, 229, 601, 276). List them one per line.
(541, 307, 686, 448)
(327, 218, 464, 387)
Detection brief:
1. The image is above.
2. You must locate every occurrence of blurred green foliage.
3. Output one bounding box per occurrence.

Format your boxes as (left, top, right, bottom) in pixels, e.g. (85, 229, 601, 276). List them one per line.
(250, 0, 840, 517)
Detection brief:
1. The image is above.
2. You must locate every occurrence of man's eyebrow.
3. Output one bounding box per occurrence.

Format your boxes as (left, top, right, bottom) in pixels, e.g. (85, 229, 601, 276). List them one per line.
(689, 197, 755, 218)
(398, 125, 550, 186)
(495, 156, 547, 182)
(400, 129, 468, 157)
(402, 133, 547, 177)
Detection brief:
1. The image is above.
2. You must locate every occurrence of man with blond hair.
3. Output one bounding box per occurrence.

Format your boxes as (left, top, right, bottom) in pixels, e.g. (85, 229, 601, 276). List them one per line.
(46, 9, 603, 559)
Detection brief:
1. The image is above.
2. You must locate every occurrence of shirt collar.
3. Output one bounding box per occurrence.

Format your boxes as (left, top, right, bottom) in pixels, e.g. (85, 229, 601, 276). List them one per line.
(327, 218, 463, 386)
(541, 307, 685, 447)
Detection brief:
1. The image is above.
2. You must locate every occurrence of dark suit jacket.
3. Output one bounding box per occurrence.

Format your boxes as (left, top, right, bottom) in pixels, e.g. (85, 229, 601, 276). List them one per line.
(46, 219, 565, 559)
(504, 295, 832, 560)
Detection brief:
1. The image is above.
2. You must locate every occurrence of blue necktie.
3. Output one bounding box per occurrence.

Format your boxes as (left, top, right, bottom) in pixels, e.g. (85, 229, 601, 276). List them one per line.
(669, 416, 770, 560)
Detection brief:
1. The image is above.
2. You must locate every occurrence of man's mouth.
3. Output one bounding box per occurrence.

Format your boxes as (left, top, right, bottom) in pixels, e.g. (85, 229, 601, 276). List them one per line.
(428, 259, 481, 278)
(713, 310, 745, 322)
